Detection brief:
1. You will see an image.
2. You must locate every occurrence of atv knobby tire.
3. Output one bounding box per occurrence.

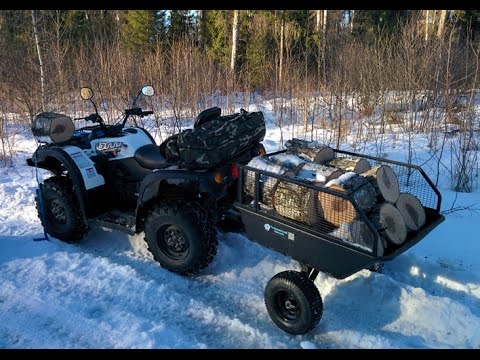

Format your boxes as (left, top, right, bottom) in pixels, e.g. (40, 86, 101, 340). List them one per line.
(35, 176, 88, 243)
(144, 202, 217, 275)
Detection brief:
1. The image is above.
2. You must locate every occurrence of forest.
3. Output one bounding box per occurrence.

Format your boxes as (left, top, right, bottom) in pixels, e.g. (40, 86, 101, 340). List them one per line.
(1, 10, 480, 191)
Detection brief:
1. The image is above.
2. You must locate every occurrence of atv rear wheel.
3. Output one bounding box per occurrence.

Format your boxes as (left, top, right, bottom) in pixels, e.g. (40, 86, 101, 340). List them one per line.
(144, 202, 217, 275)
(35, 176, 88, 243)
(264, 270, 323, 335)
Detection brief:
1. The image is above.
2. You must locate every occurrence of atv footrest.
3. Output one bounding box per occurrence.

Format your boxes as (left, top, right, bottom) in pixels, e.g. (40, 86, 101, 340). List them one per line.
(90, 211, 136, 235)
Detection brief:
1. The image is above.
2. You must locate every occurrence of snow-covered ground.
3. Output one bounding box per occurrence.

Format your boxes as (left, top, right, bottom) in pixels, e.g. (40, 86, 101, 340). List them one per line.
(1, 102, 480, 349)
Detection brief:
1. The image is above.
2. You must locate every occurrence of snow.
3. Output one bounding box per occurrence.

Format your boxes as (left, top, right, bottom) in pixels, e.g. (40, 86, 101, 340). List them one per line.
(324, 171, 357, 188)
(246, 156, 285, 175)
(1, 103, 480, 349)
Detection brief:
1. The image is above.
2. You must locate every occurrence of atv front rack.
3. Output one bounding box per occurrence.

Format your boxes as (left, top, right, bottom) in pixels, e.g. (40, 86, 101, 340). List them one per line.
(234, 149, 444, 279)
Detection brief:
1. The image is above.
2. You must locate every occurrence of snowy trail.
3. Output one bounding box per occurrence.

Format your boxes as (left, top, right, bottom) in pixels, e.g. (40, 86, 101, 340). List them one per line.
(1, 133, 480, 348)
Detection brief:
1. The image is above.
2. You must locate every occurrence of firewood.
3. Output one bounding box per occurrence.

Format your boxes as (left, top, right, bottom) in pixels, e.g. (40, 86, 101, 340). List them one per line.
(326, 157, 371, 174)
(361, 165, 400, 204)
(370, 203, 407, 246)
(395, 193, 426, 232)
(318, 172, 377, 226)
(285, 138, 335, 164)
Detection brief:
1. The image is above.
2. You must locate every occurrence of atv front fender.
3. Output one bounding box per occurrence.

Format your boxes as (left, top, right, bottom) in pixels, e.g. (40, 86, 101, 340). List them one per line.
(27, 147, 89, 222)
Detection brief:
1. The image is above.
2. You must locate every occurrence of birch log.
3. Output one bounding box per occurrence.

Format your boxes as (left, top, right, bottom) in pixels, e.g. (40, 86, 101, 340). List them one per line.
(244, 156, 289, 207)
(370, 203, 407, 246)
(318, 172, 377, 226)
(285, 138, 335, 164)
(395, 193, 426, 232)
(330, 220, 383, 256)
(270, 153, 343, 183)
(326, 157, 371, 174)
(361, 165, 400, 204)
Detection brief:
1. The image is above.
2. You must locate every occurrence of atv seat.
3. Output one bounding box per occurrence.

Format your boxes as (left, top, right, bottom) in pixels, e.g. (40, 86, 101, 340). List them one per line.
(135, 144, 169, 170)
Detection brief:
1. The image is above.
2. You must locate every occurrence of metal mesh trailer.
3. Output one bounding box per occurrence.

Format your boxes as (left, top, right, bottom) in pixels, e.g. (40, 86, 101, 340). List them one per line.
(234, 149, 444, 334)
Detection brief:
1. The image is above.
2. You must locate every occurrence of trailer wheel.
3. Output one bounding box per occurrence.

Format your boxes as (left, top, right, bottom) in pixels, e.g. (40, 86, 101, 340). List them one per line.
(264, 270, 323, 335)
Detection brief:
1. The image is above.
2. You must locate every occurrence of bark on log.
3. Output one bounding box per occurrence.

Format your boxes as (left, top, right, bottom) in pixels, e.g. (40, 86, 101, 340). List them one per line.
(271, 171, 323, 224)
(361, 165, 400, 204)
(370, 203, 407, 246)
(330, 220, 383, 256)
(285, 138, 335, 164)
(318, 172, 377, 226)
(326, 157, 371, 174)
(395, 193, 426, 232)
(270, 153, 343, 183)
(244, 156, 289, 207)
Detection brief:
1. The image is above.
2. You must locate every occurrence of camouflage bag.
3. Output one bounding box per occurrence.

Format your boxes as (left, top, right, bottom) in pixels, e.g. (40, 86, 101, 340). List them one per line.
(160, 133, 181, 162)
(161, 109, 265, 169)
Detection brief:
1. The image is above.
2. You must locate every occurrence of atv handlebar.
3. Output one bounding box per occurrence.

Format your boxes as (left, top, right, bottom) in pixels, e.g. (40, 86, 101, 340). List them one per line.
(125, 108, 154, 117)
(74, 113, 103, 124)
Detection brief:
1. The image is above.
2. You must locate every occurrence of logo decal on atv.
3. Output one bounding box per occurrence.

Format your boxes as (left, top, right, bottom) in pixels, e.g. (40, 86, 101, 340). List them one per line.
(96, 142, 127, 156)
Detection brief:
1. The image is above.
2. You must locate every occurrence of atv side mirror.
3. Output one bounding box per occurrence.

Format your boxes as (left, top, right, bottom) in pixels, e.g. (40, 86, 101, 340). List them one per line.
(80, 87, 94, 100)
(141, 85, 154, 97)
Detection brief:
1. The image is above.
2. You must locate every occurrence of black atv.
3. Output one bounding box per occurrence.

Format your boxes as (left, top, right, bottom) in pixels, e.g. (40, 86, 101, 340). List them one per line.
(28, 85, 265, 275)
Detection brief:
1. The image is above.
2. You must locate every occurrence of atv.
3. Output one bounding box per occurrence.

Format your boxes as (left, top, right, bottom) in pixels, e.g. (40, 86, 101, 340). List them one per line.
(27, 85, 264, 275)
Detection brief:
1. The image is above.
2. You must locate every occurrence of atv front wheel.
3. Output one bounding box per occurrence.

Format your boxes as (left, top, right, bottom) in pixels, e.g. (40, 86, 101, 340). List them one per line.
(144, 202, 217, 275)
(264, 270, 323, 335)
(35, 176, 88, 243)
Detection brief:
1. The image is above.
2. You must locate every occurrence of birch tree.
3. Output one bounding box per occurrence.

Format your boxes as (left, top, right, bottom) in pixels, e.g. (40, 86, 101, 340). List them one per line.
(230, 10, 240, 74)
(31, 10, 46, 112)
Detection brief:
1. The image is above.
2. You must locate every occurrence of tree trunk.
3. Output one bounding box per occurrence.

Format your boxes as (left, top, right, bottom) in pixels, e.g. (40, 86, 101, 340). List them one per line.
(284, 138, 335, 163)
(319, 172, 377, 226)
(197, 10, 205, 51)
(395, 193, 426, 232)
(230, 10, 240, 74)
(437, 10, 447, 38)
(361, 165, 400, 204)
(350, 10, 354, 33)
(326, 157, 371, 174)
(315, 10, 321, 33)
(424, 10, 430, 42)
(31, 10, 46, 112)
(370, 203, 407, 246)
(279, 10, 285, 86)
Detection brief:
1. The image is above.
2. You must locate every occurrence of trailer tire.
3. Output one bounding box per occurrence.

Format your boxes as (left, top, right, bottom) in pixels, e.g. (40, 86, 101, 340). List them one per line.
(264, 270, 323, 335)
(144, 202, 217, 275)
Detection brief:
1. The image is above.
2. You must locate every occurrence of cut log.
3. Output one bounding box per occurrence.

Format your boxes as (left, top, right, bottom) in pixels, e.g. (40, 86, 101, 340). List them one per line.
(326, 157, 371, 174)
(395, 193, 426, 232)
(370, 203, 407, 246)
(271, 171, 323, 224)
(361, 165, 400, 204)
(244, 156, 289, 207)
(318, 172, 377, 226)
(330, 221, 383, 256)
(285, 138, 335, 164)
(270, 153, 343, 183)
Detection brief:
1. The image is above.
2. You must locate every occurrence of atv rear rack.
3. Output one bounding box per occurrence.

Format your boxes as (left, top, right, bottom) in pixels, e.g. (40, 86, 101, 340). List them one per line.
(234, 149, 444, 279)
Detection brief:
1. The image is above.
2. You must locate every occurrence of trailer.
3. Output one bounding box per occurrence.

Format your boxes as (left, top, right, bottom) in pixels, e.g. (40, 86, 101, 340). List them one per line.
(234, 148, 444, 334)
